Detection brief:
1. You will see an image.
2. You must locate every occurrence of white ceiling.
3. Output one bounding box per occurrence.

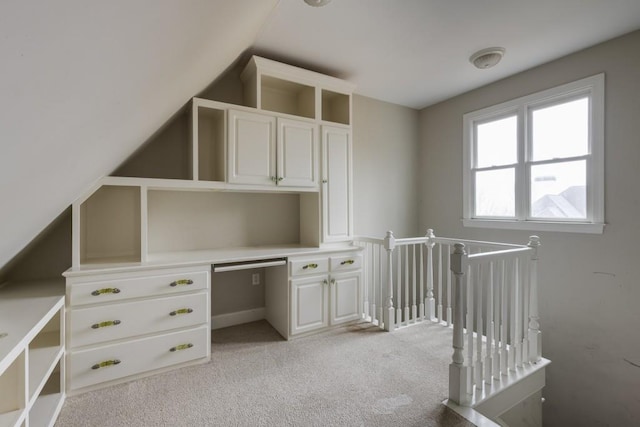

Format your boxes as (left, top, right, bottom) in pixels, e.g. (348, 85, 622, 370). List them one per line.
(253, 0, 640, 109)
(1, 0, 640, 273)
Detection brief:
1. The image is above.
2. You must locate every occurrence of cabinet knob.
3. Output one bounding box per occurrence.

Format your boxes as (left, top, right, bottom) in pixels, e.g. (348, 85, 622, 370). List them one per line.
(170, 343, 194, 352)
(91, 288, 121, 296)
(91, 320, 121, 329)
(169, 279, 193, 287)
(169, 308, 194, 316)
(322, 279, 328, 285)
(322, 179, 328, 184)
(330, 279, 336, 285)
(302, 263, 318, 270)
(91, 359, 121, 370)
(340, 259, 355, 265)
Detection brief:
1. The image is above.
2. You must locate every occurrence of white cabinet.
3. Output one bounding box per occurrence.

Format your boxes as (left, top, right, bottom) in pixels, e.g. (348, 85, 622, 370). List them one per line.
(289, 252, 362, 337)
(227, 110, 317, 188)
(64, 266, 211, 393)
(321, 125, 353, 242)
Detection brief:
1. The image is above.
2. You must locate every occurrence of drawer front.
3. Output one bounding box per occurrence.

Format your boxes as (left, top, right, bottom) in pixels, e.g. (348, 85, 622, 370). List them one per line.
(69, 292, 208, 348)
(70, 271, 209, 306)
(330, 254, 362, 273)
(68, 325, 208, 391)
(289, 257, 329, 277)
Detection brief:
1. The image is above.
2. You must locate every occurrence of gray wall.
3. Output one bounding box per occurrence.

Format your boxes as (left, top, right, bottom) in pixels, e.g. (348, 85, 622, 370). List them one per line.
(353, 95, 420, 238)
(419, 30, 640, 426)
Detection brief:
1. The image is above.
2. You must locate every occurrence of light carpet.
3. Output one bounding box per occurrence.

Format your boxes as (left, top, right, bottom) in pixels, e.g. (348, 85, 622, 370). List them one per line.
(56, 320, 473, 426)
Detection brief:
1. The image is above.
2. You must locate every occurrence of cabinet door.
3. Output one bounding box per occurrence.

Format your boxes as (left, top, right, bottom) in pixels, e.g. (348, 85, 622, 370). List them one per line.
(227, 109, 276, 185)
(290, 276, 328, 336)
(329, 271, 361, 325)
(277, 118, 318, 187)
(321, 126, 353, 242)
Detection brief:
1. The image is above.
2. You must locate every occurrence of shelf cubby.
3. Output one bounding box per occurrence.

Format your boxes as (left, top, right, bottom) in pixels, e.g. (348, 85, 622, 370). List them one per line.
(29, 360, 62, 427)
(28, 311, 62, 402)
(80, 185, 142, 264)
(261, 75, 315, 119)
(195, 104, 226, 182)
(0, 351, 25, 427)
(321, 89, 350, 125)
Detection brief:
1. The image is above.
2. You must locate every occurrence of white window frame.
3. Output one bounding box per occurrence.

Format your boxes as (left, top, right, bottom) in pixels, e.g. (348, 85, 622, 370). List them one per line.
(462, 73, 605, 234)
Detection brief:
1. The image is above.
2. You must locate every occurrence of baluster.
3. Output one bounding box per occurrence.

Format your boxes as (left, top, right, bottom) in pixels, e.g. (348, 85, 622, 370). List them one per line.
(396, 248, 402, 326)
(528, 236, 541, 363)
(426, 229, 436, 321)
(466, 264, 474, 391)
(437, 243, 443, 322)
(493, 260, 501, 380)
(378, 243, 384, 326)
(416, 245, 425, 320)
(449, 243, 470, 405)
(446, 245, 452, 326)
(484, 261, 494, 384)
(500, 259, 508, 376)
(475, 264, 483, 389)
(411, 245, 417, 323)
(522, 254, 530, 364)
(509, 258, 518, 371)
(371, 244, 377, 326)
(383, 231, 396, 331)
(404, 245, 410, 325)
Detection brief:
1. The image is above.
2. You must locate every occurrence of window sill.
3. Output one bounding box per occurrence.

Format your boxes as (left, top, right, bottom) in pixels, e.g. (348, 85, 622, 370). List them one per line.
(462, 219, 605, 234)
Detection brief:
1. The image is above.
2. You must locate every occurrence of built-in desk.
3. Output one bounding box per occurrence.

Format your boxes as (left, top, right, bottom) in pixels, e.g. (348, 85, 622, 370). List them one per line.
(62, 245, 363, 394)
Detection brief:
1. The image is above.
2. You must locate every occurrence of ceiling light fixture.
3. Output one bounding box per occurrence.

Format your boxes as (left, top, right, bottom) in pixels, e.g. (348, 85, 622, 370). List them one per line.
(469, 47, 505, 69)
(304, 0, 332, 7)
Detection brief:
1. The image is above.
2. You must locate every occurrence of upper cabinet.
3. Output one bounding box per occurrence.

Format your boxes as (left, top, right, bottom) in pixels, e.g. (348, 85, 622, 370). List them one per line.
(240, 56, 354, 125)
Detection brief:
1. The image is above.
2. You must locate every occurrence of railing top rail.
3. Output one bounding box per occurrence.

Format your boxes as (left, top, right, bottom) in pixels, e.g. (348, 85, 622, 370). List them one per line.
(433, 236, 526, 250)
(466, 246, 533, 264)
(394, 237, 427, 246)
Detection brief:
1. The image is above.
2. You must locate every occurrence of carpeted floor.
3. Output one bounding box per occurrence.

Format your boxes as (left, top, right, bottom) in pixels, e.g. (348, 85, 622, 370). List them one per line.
(56, 320, 474, 426)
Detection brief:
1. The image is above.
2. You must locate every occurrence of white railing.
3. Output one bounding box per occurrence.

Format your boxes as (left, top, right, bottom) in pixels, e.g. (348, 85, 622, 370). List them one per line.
(354, 229, 542, 407)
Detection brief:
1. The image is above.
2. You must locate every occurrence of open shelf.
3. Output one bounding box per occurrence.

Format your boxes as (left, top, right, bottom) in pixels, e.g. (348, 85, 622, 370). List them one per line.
(196, 105, 226, 182)
(261, 75, 315, 119)
(0, 351, 25, 427)
(322, 89, 350, 125)
(29, 360, 63, 427)
(29, 311, 62, 402)
(80, 185, 142, 264)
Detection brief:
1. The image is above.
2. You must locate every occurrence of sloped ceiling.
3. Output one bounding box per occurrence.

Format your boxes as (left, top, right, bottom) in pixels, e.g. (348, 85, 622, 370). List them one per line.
(0, 0, 278, 270)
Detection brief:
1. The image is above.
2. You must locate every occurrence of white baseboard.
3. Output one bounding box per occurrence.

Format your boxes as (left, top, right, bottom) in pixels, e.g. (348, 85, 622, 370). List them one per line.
(211, 308, 266, 330)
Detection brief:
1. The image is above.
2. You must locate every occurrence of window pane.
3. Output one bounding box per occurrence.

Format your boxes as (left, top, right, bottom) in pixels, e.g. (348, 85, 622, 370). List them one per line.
(531, 97, 589, 161)
(474, 168, 515, 217)
(530, 160, 586, 219)
(476, 116, 517, 168)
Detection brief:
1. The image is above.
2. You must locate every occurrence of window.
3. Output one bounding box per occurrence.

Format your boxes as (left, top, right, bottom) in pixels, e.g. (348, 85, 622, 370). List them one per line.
(462, 74, 604, 234)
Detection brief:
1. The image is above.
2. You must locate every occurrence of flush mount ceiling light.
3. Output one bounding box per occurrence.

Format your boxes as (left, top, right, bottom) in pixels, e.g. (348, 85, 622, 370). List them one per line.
(304, 0, 332, 6)
(469, 47, 505, 69)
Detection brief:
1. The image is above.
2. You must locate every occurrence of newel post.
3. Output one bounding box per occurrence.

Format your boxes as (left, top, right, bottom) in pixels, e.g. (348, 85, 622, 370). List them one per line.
(449, 243, 470, 405)
(425, 229, 436, 321)
(383, 231, 396, 332)
(527, 236, 542, 363)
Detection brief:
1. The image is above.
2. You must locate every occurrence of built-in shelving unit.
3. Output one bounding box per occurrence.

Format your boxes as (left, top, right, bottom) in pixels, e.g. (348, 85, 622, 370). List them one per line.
(0, 280, 65, 427)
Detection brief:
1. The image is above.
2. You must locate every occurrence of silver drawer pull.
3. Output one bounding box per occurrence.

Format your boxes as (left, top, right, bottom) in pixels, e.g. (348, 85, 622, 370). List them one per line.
(169, 308, 194, 316)
(91, 359, 121, 370)
(91, 287, 121, 296)
(169, 279, 193, 287)
(340, 259, 355, 265)
(91, 320, 121, 329)
(170, 343, 194, 352)
(302, 263, 318, 270)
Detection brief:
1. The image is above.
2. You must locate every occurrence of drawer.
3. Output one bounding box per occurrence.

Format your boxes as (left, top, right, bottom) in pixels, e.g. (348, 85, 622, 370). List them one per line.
(330, 254, 362, 272)
(68, 325, 208, 391)
(289, 257, 329, 277)
(69, 291, 208, 348)
(69, 270, 209, 306)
